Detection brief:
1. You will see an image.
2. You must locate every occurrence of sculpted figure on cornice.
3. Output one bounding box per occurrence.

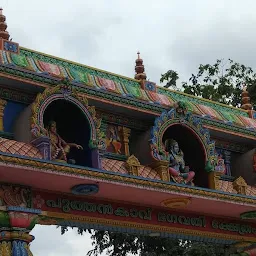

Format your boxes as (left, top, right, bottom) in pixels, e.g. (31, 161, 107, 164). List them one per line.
(165, 139, 195, 185)
(46, 121, 83, 163)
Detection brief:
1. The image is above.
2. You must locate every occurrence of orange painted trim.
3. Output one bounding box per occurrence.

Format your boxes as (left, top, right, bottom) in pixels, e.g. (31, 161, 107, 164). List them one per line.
(0, 72, 48, 88)
(204, 125, 256, 140)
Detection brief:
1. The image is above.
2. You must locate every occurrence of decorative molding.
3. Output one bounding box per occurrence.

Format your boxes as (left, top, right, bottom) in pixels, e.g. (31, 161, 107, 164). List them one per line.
(1, 153, 256, 205)
(1, 64, 256, 139)
(0, 98, 6, 131)
(150, 104, 216, 167)
(161, 198, 191, 208)
(0, 184, 32, 208)
(96, 110, 151, 130)
(122, 127, 131, 157)
(30, 83, 103, 149)
(150, 160, 170, 182)
(240, 211, 256, 220)
(208, 171, 222, 190)
(233, 177, 248, 195)
(47, 211, 256, 244)
(214, 137, 250, 153)
(0, 86, 36, 104)
(125, 155, 140, 176)
(71, 184, 99, 196)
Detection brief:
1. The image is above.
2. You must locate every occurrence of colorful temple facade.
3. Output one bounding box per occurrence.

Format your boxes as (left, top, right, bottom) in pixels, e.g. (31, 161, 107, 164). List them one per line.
(0, 8, 256, 256)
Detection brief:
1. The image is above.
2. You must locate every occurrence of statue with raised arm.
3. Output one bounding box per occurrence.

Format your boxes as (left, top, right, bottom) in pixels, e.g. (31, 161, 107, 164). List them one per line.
(165, 139, 195, 185)
(47, 121, 83, 163)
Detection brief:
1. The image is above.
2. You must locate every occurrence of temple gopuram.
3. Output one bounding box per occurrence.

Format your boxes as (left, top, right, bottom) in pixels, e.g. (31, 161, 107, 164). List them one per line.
(0, 8, 256, 256)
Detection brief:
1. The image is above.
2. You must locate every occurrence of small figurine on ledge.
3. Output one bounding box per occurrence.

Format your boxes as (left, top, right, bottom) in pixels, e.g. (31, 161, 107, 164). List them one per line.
(215, 154, 226, 175)
(165, 139, 195, 185)
(47, 121, 83, 163)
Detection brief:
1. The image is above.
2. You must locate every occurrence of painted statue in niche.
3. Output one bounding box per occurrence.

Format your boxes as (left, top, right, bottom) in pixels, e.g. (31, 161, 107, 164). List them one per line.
(106, 125, 124, 154)
(47, 121, 83, 163)
(215, 154, 226, 175)
(165, 139, 195, 185)
(215, 149, 231, 176)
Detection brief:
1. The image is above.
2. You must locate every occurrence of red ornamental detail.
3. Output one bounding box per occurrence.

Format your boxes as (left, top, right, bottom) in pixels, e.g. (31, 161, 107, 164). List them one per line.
(8, 212, 37, 229)
(33, 195, 45, 209)
(0, 185, 30, 207)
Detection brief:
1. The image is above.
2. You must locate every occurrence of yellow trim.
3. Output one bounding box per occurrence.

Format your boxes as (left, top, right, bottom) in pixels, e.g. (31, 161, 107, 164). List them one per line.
(20, 47, 248, 114)
(45, 211, 256, 243)
(20, 46, 139, 82)
(1, 154, 256, 205)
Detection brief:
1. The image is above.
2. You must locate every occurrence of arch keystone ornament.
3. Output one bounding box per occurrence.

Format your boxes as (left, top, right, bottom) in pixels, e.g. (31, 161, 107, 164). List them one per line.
(30, 82, 104, 154)
(150, 101, 217, 172)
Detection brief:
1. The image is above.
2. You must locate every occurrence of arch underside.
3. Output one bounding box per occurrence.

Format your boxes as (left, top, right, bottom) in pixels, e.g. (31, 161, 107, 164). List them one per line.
(30, 85, 102, 149)
(150, 109, 216, 164)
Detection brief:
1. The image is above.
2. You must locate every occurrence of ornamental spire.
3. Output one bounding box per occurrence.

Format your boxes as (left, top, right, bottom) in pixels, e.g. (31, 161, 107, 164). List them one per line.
(134, 51, 147, 80)
(241, 84, 252, 110)
(0, 8, 10, 40)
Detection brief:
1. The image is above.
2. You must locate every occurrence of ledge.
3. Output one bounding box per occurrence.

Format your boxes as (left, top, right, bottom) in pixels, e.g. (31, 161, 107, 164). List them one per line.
(0, 151, 255, 206)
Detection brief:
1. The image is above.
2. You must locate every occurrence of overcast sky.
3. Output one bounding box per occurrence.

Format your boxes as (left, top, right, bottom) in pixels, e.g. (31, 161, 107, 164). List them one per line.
(3, 0, 256, 255)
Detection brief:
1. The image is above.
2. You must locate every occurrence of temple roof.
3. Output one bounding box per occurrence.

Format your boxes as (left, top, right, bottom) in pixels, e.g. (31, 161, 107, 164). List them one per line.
(0, 138, 42, 159)
(1, 47, 256, 135)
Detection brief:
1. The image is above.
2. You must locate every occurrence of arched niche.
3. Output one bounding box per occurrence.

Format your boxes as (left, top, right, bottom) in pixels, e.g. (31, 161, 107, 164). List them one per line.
(149, 103, 217, 187)
(29, 84, 102, 168)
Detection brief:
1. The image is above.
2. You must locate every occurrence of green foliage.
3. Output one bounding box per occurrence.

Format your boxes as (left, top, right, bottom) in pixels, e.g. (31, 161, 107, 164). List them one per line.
(160, 70, 179, 90)
(59, 227, 234, 256)
(160, 59, 256, 107)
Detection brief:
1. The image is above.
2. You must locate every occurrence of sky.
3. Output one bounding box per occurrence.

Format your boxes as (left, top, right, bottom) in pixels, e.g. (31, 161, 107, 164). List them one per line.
(2, 0, 256, 255)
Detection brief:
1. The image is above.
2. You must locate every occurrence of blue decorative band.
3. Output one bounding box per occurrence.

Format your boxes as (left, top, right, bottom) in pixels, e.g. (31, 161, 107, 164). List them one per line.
(7, 206, 42, 214)
(71, 184, 99, 195)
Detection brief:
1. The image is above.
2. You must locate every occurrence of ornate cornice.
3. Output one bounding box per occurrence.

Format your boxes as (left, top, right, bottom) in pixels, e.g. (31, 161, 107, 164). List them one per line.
(1, 64, 256, 138)
(0, 84, 35, 104)
(0, 152, 255, 205)
(96, 110, 151, 130)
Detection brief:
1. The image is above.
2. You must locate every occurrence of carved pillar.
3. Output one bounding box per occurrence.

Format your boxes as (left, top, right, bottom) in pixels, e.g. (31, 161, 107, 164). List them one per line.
(208, 171, 222, 190)
(150, 160, 170, 182)
(0, 99, 7, 131)
(31, 136, 51, 160)
(122, 127, 131, 156)
(233, 176, 247, 195)
(0, 207, 40, 256)
(223, 150, 232, 176)
(125, 155, 140, 176)
(0, 184, 40, 256)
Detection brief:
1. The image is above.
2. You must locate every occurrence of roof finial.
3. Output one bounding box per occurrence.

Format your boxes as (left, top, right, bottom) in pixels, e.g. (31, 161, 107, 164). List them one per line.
(0, 7, 10, 40)
(134, 51, 147, 80)
(241, 84, 252, 110)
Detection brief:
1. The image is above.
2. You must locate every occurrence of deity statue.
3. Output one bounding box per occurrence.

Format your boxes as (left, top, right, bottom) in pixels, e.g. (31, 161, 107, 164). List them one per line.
(107, 125, 122, 154)
(165, 139, 195, 185)
(46, 121, 83, 162)
(215, 154, 226, 175)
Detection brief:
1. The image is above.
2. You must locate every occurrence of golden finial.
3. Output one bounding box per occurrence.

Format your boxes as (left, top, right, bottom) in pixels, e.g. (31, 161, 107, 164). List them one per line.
(134, 51, 147, 80)
(0, 7, 10, 40)
(241, 84, 252, 110)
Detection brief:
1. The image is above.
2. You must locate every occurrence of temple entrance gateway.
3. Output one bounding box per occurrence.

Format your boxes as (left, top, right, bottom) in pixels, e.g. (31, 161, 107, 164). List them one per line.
(0, 8, 256, 255)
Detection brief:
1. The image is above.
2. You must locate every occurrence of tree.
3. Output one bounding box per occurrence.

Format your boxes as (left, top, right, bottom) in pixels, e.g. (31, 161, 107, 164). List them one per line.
(160, 59, 256, 108)
(60, 227, 233, 256)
